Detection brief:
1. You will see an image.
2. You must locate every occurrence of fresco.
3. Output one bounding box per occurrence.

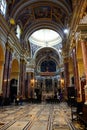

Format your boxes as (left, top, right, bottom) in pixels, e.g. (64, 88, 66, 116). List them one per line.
(52, 7, 62, 19)
(19, 8, 34, 27)
(34, 6, 51, 19)
(52, 7, 66, 25)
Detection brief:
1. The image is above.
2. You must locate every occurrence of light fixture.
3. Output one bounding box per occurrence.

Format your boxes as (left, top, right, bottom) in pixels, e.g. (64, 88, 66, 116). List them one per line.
(64, 29, 69, 34)
(10, 18, 15, 25)
(59, 49, 61, 52)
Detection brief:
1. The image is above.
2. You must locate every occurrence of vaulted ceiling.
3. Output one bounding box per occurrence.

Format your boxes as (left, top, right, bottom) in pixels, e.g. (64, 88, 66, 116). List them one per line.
(6, 0, 74, 68)
(8, 0, 72, 37)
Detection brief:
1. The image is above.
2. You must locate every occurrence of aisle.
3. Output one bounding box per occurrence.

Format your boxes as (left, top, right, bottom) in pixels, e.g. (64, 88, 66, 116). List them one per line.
(0, 102, 83, 130)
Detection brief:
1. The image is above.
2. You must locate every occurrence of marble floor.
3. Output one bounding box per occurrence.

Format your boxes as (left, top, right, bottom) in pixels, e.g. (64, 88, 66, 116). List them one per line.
(0, 102, 85, 130)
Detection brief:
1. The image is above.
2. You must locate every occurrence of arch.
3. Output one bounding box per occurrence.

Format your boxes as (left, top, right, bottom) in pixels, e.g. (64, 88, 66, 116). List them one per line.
(11, 59, 20, 80)
(24, 21, 64, 41)
(23, 22, 63, 57)
(34, 47, 60, 73)
(10, 0, 71, 43)
(34, 46, 59, 59)
(11, 1, 71, 19)
(10, 59, 20, 102)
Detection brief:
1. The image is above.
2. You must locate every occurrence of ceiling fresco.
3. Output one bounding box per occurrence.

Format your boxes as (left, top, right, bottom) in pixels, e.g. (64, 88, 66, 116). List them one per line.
(12, 4, 69, 31)
(8, 0, 72, 32)
(6, 0, 73, 67)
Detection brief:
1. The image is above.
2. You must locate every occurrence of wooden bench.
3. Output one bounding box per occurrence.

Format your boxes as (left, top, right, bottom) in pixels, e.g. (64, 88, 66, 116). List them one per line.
(71, 102, 87, 128)
(77, 105, 87, 128)
(71, 102, 83, 121)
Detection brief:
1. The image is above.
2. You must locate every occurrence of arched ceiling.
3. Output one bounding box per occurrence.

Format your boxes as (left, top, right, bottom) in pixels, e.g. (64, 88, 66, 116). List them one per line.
(7, 0, 73, 66)
(34, 47, 61, 66)
(8, 0, 72, 38)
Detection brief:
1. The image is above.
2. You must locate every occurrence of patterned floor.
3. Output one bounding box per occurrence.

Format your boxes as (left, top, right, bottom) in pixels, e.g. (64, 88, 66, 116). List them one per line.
(0, 102, 85, 130)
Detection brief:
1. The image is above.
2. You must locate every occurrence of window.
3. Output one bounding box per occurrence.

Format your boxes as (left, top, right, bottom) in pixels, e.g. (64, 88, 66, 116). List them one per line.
(16, 25, 21, 39)
(0, 0, 6, 16)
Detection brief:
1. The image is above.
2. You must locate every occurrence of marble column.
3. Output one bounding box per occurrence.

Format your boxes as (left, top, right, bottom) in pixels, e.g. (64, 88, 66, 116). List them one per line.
(27, 72, 31, 98)
(2, 45, 12, 98)
(63, 57, 69, 99)
(80, 38, 87, 104)
(6, 50, 12, 97)
(19, 59, 26, 98)
(17, 74, 20, 95)
(72, 47, 80, 100)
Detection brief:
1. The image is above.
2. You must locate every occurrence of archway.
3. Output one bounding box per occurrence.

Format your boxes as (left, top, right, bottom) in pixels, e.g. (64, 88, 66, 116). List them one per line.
(0, 44, 4, 94)
(10, 59, 20, 102)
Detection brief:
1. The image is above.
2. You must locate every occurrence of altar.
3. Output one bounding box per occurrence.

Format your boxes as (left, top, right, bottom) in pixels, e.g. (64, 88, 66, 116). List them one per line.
(42, 91, 54, 101)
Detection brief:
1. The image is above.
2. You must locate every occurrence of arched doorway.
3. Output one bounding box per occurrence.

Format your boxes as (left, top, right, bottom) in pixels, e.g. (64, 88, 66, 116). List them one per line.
(0, 44, 4, 94)
(10, 59, 19, 102)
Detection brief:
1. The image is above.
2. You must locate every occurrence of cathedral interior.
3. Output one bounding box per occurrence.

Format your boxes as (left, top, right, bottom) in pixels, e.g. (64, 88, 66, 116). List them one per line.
(0, 0, 87, 129)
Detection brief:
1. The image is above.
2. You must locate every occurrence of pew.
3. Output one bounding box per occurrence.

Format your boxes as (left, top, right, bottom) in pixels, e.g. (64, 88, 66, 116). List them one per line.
(77, 105, 87, 128)
(71, 102, 87, 128)
(71, 102, 83, 121)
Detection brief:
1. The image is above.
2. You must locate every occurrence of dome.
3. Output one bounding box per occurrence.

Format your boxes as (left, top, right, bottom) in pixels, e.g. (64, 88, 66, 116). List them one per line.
(29, 29, 62, 47)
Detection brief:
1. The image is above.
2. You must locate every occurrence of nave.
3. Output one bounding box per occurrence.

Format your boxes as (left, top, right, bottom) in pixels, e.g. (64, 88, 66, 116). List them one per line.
(0, 102, 85, 130)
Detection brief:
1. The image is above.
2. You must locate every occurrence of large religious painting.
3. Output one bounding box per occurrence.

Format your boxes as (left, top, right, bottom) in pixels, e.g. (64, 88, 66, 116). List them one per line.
(41, 60, 56, 72)
(34, 6, 51, 19)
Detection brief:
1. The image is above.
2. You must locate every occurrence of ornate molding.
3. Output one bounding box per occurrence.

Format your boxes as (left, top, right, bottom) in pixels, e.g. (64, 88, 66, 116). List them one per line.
(79, 0, 87, 19)
(75, 24, 87, 42)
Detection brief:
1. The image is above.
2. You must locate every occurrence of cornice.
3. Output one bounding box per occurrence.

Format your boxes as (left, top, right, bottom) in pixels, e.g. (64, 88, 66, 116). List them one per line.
(76, 24, 87, 32)
(70, 0, 84, 33)
(76, 24, 87, 40)
(70, 24, 87, 51)
(79, 0, 87, 19)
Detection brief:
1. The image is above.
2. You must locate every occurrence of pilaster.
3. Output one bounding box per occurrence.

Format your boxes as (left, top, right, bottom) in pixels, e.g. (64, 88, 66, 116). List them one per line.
(2, 43, 12, 98)
(19, 59, 26, 98)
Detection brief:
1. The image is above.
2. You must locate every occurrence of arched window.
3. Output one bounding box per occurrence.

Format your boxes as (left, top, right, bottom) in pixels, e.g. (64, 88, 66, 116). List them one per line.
(16, 25, 21, 39)
(0, 0, 6, 16)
